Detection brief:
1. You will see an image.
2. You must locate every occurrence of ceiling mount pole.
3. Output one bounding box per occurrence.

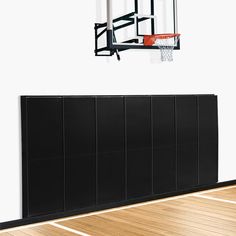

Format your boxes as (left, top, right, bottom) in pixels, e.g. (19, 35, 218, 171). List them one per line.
(107, 0, 113, 30)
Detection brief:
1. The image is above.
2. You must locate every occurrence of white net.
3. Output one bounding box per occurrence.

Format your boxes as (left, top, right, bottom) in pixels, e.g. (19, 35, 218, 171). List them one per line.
(154, 36, 179, 62)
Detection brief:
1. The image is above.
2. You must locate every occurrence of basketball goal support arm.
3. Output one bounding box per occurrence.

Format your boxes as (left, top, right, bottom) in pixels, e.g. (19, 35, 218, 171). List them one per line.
(107, 0, 113, 49)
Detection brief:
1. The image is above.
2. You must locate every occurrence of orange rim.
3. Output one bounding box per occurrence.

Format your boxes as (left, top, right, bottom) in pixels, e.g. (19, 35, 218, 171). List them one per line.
(144, 33, 181, 46)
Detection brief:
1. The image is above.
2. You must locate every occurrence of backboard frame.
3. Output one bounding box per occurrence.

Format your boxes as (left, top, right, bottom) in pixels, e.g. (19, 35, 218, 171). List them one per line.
(94, 0, 180, 59)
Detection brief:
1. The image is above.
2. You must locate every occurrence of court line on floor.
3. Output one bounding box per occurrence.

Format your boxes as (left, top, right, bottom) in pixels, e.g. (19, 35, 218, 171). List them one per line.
(55, 194, 194, 223)
(49, 222, 90, 236)
(55, 185, 236, 223)
(193, 194, 236, 205)
(196, 185, 236, 195)
(1, 185, 235, 233)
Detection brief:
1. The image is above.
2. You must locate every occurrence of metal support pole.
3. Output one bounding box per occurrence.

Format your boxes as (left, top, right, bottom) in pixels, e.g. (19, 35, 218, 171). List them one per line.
(107, 0, 113, 30)
(134, 0, 138, 13)
(173, 0, 178, 33)
(107, 0, 113, 48)
(151, 0, 155, 34)
(134, 0, 139, 36)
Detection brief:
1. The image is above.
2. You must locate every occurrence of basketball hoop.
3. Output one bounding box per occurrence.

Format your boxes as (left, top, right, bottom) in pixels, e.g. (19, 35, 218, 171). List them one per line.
(144, 33, 180, 61)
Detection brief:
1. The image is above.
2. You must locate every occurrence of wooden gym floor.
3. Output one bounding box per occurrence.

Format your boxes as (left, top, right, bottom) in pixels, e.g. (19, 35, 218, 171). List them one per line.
(1, 185, 236, 236)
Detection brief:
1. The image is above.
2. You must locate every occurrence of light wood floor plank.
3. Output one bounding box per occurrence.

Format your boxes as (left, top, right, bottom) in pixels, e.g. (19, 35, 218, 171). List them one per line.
(4, 231, 29, 236)
(156, 200, 236, 222)
(160, 197, 236, 218)
(0, 225, 80, 236)
(100, 210, 215, 236)
(60, 194, 236, 236)
(185, 196, 236, 211)
(174, 196, 236, 214)
(143, 202, 236, 230)
(98, 213, 182, 236)
(201, 187, 236, 202)
(32, 225, 82, 236)
(0, 231, 26, 236)
(136, 204, 236, 235)
(59, 216, 154, 236)
(121, 208, 223, 236)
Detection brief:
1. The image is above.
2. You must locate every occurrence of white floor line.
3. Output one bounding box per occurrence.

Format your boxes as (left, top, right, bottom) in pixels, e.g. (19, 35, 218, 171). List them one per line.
(55, 193, 194, 223)
(196, 185, 236, 195)
(194, 194, 236, 204)
(49, 222, 90, 236)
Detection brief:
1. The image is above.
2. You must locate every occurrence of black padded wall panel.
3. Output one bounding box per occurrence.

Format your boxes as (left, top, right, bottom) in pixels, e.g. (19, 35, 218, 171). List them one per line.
(22, 95, 218, 219)
(97, 97, 126, 204)
(25, 97, 64, 217)
(64, 97, 96, 210)
(176, 96, 198, 189)
(152, 96, 177, 194)
(126, 97, 152, 199)
(198, 96, 218, 185)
